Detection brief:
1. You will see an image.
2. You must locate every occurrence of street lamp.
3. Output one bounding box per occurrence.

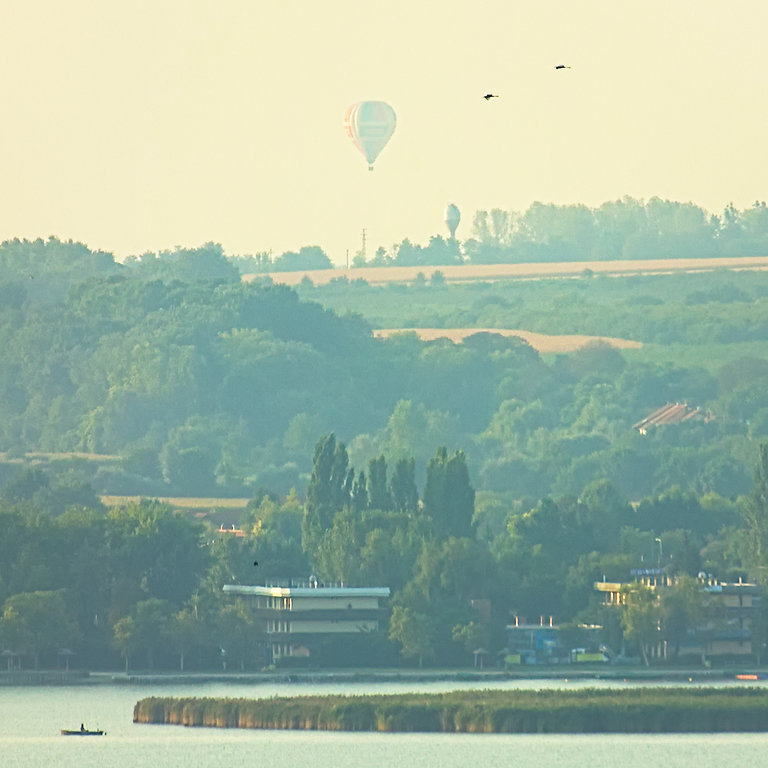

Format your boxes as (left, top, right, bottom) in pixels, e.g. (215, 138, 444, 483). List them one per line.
(654, 537, 663, 569)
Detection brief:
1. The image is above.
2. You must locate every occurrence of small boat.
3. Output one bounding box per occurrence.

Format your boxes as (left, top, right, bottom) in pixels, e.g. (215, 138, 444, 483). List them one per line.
(60, 727, 105, 736)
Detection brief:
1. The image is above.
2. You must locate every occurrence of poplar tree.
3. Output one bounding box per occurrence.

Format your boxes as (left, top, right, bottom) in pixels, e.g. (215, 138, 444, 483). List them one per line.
(422, 447, 475, 539)
(743, 443, 768, 579)
(367, 456, 392, 511)
(302, 434, 352, 557)
(390, 458, 419, 515)
(351, 470, 368, 514)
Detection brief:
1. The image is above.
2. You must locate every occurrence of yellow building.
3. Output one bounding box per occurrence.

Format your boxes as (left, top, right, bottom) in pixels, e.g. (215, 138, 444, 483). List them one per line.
(595, 575, 761, 662)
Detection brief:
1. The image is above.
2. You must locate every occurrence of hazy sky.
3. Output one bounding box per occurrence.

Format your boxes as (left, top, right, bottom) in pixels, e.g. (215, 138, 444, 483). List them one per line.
(1, 1, 766, 264)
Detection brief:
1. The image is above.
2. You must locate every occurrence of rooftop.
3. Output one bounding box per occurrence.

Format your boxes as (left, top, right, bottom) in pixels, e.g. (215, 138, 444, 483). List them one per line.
(633, 402, 712, 434)
(223, 584, 391, 598)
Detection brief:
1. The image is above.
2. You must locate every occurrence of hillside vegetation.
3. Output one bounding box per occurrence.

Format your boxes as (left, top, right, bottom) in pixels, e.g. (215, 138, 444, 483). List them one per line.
(2, 224, 768, 671)
(2, 236, 768, 503)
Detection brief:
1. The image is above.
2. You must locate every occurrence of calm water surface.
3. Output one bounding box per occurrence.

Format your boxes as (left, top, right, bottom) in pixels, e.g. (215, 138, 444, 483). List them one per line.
(2, 678, 768, 767)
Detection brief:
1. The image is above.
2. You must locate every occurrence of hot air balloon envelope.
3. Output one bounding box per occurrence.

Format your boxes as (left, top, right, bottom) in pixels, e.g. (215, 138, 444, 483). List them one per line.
(344, 101, 396, 170)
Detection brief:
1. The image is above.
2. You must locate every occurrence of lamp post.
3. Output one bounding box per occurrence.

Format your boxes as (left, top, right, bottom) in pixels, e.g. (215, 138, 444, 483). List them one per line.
(655, 537, 663, 569)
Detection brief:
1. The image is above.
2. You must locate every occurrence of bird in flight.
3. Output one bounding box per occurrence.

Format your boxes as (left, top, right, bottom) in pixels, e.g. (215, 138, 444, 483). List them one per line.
(483, 93, 499, 100)
(554, 65, 572, 70)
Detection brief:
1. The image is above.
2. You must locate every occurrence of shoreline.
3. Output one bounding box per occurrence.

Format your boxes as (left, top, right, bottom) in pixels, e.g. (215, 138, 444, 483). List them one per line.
(1, 666, 759, 687)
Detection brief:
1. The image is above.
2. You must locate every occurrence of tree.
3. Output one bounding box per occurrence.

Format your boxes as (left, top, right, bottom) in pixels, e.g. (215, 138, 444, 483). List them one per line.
(272, 246, 332, 272)
(566, 341, 627, 381)
(112, 614, 139, 673)
(173, 243, 240, 282)
(243, 490, 309, 579)
(367, 456, 392, 511)
(659, 576, 713, 662)
(451, 620, 490, 666)
(105, 501, 209, 612)
(390, 458, 419, 515)
(160, 421, 219, 496)
(112, 598, 172, 671)
(216, 601, 258, 670)
(620, 584, 661, 666)
(303, 434, 352, 558)
(388, 605, 433, 667)
(164, 607, 207, 671)
(351, 470, 368, 514)
(422, 447, 475, 539)
(743, 443, 768, 581)
(383, 401, 459, 464)
(0, 590, 79, 669)
(133, 598, 173, 669)
(1, 468, 49, 505)
(578, 479, 631, 552)
(313, 506, 361, 583)
(392, 536, 495, 665)
(358, 525, 419, 591)
(126, 242, 239, 282)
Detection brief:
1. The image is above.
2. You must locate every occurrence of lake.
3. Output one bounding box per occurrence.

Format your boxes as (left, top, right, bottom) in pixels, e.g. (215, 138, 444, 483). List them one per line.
(2, 677, 768, 767)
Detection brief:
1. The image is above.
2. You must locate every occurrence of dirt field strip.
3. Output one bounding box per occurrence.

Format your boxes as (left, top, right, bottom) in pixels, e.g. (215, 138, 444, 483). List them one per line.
(100, 496, 250, 509)
(0, 451, 121, 462)
(245, 255, 768, 287)
(373, 328, 642, 354)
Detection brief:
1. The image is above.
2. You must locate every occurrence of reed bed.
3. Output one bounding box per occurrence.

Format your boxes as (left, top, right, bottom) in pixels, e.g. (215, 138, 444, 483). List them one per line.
(134, 688, 768, 733)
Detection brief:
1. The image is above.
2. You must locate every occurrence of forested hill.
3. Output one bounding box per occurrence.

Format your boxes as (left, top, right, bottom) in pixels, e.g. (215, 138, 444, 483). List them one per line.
(0, 237, 538, 499)
(0, 238, 386, 496)
(3, 234, 768, 672)
(1, 235, 768, 507)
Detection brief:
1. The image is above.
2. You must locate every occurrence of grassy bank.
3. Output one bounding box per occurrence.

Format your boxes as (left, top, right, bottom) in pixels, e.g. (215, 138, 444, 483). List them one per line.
(134, 688, 768, 733)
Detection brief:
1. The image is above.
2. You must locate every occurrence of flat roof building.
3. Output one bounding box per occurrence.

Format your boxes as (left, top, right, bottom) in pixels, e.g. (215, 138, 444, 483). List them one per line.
(223, 580, 390, 664)
(594, 575, 761, 662)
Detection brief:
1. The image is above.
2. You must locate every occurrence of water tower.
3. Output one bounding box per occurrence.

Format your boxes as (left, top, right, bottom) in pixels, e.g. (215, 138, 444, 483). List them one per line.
(444, 203, 460, 240)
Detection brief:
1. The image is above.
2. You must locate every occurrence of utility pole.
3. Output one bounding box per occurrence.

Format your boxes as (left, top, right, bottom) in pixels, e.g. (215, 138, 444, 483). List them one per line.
(361, 228, 367, 262)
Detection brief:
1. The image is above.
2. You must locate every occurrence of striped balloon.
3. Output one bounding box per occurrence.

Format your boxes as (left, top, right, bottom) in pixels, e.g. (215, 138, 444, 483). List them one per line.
(344, 101, 397, 170)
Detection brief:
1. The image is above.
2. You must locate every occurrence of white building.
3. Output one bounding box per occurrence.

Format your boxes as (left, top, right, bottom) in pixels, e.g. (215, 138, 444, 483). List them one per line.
(223, 581, 390, 662)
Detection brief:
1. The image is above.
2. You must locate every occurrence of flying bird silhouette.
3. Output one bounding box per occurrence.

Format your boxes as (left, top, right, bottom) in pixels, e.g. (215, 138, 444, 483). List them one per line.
(554, 65, 572, 70)
(483, 93, 499, 100)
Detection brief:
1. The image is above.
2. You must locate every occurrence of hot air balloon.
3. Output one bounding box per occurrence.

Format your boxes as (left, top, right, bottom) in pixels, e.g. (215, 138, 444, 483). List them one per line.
(344, 101, 396, 170)
(444, 204, 461, 239)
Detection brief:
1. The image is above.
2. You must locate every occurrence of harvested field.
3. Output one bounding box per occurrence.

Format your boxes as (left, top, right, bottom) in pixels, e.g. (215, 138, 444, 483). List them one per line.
(100, 496, 250, 509)
(245, 256, 768, 287)
(374, 328, 642, 354)
(0, 451, 120, 462)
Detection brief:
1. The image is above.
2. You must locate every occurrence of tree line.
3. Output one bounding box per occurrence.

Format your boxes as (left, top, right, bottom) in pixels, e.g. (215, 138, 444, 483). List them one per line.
(1, 229, 768, 668)
(351, 198, 768, 267)
(2, 436, 768, 670)
(3, 236, 768, 507)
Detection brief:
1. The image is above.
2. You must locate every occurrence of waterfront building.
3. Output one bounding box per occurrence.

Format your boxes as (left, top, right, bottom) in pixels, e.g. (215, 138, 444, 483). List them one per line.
(594, 574, 761, 662)
(223, 579, 390, 664)
(504, 616, 607, 665)
(505, 616, 562, 665)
